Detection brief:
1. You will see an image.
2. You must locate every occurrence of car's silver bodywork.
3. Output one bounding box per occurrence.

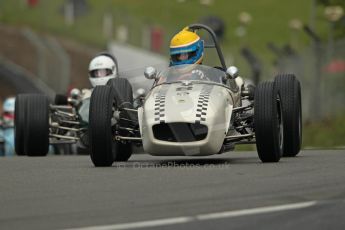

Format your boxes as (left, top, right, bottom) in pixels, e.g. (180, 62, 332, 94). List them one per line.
(138, 65, 242, 156)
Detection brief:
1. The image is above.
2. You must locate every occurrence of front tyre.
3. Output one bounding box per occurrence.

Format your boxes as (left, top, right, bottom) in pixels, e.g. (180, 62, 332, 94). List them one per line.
(89, 86, 116, 167)
(107, 78, 135, 162)
(254, 81, 283, 162)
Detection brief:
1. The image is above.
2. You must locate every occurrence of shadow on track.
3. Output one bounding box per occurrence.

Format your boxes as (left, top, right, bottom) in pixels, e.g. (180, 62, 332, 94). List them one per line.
(111, 156, 261, 169)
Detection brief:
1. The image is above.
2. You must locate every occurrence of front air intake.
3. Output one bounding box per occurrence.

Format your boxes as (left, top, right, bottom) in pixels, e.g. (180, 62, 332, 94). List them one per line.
(152, 122, 208, 142)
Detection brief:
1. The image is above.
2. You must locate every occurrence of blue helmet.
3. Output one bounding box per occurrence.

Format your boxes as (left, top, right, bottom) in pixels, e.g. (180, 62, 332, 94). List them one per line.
(169, 29, 204, 66)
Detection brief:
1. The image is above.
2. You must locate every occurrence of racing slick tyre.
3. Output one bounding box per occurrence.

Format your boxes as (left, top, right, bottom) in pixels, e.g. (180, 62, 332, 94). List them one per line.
(274, 74, 302, 157)
(107, 78, 135, 162)
(14, 94, 27, 156)
(54, 94, 69, 105)
(254, 81, 283, 162)
(24, 94, 50, 156)
(89, 86, 116, 167)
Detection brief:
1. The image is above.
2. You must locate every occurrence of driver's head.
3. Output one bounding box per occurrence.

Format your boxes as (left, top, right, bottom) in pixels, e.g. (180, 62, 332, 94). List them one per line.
(2, 97, 15, 126)
(169, 28, 204, 66)
(88, 53, 118, 87)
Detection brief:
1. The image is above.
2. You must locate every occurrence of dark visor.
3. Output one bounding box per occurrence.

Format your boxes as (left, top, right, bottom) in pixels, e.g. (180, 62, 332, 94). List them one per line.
(90, 69, 113, 78)
(171, 51, 197, 62)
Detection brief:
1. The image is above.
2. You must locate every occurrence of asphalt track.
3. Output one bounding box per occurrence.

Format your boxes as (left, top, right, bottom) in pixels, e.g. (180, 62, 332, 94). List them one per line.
(0, 150, 344, 230)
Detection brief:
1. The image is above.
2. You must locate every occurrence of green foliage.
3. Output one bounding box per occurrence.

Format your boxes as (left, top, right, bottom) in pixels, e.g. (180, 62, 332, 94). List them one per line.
(1, 0, 334, 80)
(316, 0, 345, 39)
(0, 1, 329, 52)
(317, 0, 345, 7)
(236, 114, 345, 151)
(303, 114, 345, 148)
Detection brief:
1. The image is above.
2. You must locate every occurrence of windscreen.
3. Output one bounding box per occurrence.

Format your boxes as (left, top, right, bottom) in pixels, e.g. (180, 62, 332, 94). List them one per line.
(156, 64, 226, 85)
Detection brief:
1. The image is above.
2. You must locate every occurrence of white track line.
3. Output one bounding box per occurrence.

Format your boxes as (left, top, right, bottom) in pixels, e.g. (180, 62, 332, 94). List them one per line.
(196, 201, 317, 220)
(65, 217, 194, 230)
(65, 201, 317, 230)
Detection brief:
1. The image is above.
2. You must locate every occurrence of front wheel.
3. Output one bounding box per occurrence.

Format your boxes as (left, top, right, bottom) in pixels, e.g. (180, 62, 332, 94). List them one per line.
(254, 81, 283, 162)
(89, 86, 117, 167)
(107, 78, 135, 162)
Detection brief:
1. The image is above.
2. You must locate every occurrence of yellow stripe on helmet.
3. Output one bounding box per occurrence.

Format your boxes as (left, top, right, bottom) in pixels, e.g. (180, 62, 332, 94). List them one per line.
(170, 29, 201, 48)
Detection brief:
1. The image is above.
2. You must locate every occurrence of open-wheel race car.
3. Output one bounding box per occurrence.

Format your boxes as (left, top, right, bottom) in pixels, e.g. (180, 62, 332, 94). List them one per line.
(14, 50, 129, 156)
(14, 88, 92, 156)
(15, 24, 302, 166)
(88, 24, 302, 166)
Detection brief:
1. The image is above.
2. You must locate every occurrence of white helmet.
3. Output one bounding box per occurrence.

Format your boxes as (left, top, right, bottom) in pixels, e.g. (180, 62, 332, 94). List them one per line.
(3, 97, 15, 126)
(88, 53, 118, 87)
(3, 97, 15, 113)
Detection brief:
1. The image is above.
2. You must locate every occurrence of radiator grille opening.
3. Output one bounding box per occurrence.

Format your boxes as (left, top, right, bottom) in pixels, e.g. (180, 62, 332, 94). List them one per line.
(152, 122, 208, 142)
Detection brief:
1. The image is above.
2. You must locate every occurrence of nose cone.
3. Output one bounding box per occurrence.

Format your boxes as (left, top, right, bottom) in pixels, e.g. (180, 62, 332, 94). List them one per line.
(141, 82, 234, 156)
(149, 83, 214, 124)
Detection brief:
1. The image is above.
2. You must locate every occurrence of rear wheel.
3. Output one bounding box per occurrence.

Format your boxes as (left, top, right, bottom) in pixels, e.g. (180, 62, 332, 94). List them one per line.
(274, 74, 302, 157)
(54, 94, 68, 105)
(107, 77, 136, 122)
(14, 94, 27, 156)
(24, 94, 49, 156)
(107, 78, 135, 162)
(254, 81, 283, 162)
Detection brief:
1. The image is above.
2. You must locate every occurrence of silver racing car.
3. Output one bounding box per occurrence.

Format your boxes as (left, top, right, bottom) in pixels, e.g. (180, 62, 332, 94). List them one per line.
(88, 24, 302, 166)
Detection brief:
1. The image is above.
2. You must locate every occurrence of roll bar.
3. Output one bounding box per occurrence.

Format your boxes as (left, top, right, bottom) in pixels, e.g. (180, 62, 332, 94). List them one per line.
(188, 24, 227, 70)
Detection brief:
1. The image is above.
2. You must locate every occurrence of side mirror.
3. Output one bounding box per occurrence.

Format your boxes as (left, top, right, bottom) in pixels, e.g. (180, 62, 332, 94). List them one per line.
(226, 66, 239, 79)
(144, 66, 157, 80)
(70, 88, 81, 99)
